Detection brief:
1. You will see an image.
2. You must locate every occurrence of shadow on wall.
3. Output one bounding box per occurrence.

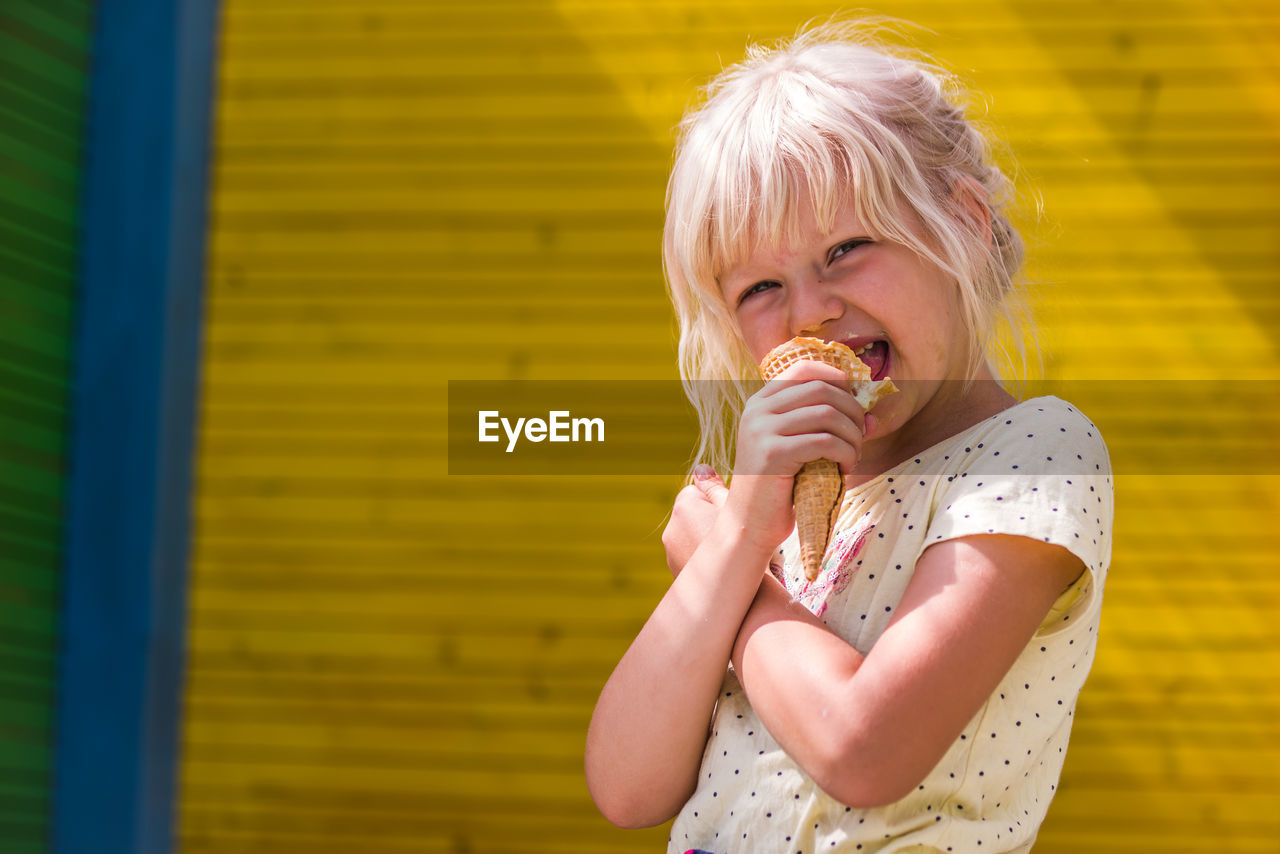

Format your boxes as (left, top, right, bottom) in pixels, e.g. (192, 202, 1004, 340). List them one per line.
(1008, 0, 1280, 358)
(1006, 2, 1280, 850)
(185, 2, 679, 852)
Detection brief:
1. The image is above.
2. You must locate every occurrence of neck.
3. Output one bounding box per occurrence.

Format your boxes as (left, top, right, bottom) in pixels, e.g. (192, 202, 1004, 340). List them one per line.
(854, 367, 1017, 482)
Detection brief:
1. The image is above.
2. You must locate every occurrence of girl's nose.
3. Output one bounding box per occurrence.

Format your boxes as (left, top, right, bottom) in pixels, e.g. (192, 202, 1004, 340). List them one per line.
(790, 276, 844, 337)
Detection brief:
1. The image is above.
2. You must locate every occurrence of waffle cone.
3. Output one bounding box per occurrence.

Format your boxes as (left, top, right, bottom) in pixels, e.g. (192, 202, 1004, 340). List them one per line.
(758, 337, 898, 580)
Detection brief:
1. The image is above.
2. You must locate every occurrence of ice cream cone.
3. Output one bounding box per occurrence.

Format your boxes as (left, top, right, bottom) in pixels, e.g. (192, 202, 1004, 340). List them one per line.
(758, 337, 897, 580)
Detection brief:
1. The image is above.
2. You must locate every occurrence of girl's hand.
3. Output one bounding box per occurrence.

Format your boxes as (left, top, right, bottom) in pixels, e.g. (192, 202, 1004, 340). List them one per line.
(661, 466, 730, 576)
(725, 358, 867, 552)
(663, 466, 788, 581)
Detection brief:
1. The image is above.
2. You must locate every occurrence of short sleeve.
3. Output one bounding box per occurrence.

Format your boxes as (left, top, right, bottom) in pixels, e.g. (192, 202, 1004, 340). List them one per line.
(920, 399, 1114, 631)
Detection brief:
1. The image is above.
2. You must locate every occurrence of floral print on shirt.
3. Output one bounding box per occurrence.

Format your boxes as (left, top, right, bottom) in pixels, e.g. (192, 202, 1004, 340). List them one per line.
(789, 519, 873, 617)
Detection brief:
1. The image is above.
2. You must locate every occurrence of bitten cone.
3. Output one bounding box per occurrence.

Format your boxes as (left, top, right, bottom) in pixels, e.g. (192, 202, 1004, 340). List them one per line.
(758, 337, 897, 581)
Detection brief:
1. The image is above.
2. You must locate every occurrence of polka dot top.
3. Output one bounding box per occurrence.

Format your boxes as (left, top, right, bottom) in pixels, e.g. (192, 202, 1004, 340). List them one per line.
(668, 396, 1114, 854)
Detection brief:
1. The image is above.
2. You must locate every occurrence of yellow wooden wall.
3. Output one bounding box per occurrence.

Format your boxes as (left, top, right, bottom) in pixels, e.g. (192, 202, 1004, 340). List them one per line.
(180, 1, 1280, 851)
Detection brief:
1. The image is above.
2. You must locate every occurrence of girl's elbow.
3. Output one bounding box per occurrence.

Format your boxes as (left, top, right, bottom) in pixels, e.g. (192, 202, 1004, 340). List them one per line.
(589, 791, 640, 829)
(584, 761, 683, 829)
(812, 739, 925, 809)
(822, 771, 919, 810)
(588, 785, 678, 830)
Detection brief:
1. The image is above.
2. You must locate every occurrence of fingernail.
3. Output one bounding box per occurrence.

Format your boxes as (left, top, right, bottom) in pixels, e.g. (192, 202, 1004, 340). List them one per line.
(864, 414, 877, 435)
(693, 464, 716, 481)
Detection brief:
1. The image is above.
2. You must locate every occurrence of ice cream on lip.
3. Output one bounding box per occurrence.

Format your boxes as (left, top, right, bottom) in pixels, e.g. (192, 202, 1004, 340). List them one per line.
(828, 333, 891, 383)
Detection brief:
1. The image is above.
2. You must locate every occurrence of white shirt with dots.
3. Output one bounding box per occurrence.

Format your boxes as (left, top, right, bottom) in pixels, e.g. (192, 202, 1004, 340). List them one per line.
(668, 396, 1114, 854)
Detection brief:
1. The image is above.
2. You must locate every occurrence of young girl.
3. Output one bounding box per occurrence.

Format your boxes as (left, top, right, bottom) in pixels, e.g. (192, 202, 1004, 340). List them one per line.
(585, 19, 1113, 853)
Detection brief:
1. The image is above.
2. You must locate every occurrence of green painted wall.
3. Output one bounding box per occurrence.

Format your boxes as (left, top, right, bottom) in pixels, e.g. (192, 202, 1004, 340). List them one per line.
(0, 3, 94, 851)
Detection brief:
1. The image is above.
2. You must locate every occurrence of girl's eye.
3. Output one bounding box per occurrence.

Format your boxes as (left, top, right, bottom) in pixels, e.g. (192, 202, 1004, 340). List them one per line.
(738, 280, 780, 305)
(830, 238, 871, 263)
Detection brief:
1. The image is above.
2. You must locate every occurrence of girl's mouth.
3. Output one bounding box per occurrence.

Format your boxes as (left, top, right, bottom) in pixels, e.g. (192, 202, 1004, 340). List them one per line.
(851, 340, 890, 381)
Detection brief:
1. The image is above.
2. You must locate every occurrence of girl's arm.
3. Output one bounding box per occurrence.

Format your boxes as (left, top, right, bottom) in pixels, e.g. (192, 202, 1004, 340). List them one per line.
(731, 532, 1084, 808)
(586, 360, 866, 828)
(584, 510, 774, 828)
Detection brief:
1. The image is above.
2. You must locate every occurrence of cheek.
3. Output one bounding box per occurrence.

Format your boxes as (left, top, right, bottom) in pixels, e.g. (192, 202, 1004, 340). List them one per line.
(736, 311, 786, 364)
(895, 278, 964, 370)
(921, 299, 961, 362)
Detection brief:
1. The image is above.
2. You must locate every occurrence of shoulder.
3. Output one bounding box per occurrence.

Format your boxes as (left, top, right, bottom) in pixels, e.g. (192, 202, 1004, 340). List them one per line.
(923, 396, 1114, 577)
(963, 395, 1112, 479)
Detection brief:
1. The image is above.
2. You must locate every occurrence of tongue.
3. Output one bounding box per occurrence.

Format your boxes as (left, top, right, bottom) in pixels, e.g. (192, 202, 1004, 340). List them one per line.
(857, 341, 888, 381)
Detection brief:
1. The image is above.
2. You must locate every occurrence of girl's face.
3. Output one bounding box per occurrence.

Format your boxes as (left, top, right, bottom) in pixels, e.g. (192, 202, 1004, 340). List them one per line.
(719, 192, 992, 458)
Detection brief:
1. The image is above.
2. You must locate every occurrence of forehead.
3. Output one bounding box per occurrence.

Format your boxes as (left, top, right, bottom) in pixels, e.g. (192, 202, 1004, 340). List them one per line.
(716, 188, 873, 277)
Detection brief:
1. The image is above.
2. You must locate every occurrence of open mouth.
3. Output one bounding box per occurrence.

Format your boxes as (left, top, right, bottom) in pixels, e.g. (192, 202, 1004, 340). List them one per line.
(851, 340, 890, 381)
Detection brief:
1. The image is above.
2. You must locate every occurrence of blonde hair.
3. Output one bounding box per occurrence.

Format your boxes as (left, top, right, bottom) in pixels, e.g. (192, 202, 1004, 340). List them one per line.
(663, 18, 1035, 477)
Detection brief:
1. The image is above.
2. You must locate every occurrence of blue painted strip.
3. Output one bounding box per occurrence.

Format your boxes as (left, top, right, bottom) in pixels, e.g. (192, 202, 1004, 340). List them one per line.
(53, 1, 221, 853)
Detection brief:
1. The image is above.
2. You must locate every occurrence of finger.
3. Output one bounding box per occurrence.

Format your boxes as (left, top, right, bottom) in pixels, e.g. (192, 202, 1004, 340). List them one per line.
(767, 548, 786, 581)
(767, 401, 865, 446)
(781, 428, 862, 475)
(735, 431, 860, 476)
(762, 378, 866, 432)
(692, 464, 730, 506)
(787, 434, 861, 476)
(762, 359, 856, 396)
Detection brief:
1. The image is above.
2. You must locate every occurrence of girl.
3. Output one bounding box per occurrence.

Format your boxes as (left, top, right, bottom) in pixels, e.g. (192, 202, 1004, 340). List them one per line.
(585, 19, 1113, 853)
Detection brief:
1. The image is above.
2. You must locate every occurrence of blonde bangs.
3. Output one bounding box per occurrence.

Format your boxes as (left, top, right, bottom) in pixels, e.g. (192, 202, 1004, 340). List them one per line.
(680, 79, 917, 292)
